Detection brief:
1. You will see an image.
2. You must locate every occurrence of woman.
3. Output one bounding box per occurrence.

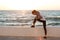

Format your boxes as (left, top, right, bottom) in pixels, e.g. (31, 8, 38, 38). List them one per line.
(31, 10, 47, 38)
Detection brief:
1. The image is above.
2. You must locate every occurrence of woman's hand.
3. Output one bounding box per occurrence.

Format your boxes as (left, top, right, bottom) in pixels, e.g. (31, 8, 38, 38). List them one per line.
(31, 25, 35, 28)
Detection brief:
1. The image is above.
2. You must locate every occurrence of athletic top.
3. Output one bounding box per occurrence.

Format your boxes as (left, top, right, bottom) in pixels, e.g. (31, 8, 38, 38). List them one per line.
(35, 11, 45, 20)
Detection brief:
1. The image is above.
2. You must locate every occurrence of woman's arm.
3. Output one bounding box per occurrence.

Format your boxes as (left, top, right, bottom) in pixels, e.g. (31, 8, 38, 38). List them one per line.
(31, 17, 37, 27)
(32, 17, 37, 25)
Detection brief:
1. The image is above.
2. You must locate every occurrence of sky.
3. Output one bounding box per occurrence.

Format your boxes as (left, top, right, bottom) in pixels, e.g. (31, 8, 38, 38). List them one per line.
(0, 0, 60, 10)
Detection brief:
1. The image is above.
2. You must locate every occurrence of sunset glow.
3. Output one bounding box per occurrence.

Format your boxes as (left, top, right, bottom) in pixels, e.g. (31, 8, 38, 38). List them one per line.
(0, 0, 60, 10)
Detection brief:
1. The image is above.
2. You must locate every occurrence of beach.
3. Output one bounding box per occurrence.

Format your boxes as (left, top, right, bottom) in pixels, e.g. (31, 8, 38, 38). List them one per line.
(0, 10, 60, 40)
(0, 26, 60, 40)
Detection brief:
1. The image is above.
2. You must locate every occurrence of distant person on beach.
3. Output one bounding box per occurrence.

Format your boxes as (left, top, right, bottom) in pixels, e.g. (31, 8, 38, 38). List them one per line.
(31, 10, 47, 38)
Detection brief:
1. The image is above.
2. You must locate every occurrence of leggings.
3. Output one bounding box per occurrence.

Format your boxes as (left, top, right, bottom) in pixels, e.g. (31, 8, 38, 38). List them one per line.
(37, 19, 47, 35)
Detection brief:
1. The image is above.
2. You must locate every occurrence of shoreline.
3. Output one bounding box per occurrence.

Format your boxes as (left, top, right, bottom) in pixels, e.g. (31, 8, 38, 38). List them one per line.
(0, 25, 60, 27)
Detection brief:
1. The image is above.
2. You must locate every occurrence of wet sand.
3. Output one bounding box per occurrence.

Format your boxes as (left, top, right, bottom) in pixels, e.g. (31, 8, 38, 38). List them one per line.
(0, 36, 60, 40)
(0, 36, 40, 40)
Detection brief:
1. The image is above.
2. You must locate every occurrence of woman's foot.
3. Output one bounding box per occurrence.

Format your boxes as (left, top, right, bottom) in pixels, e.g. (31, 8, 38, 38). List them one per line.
(43, 35, 47, 39)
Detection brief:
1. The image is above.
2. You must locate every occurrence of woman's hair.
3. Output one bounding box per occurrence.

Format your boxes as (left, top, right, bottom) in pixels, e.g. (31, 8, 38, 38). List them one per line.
(32, 10, 37, 13)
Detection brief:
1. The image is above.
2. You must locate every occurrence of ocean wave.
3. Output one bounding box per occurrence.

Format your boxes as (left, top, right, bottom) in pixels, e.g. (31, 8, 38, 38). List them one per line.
(0, 17, 60, 26)
(47, 23, 60, 26)
(46, 16, 60, 18)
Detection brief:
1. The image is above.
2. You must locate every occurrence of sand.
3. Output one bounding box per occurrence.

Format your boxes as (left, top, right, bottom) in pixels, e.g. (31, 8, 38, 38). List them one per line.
(0, 26, 60, 40)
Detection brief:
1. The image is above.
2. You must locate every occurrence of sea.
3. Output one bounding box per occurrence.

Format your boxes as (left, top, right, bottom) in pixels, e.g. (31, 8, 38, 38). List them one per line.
(0, 10, 60, 27)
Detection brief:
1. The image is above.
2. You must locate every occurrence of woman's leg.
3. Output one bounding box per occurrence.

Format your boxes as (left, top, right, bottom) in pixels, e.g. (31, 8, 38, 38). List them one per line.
(43, 20, 47, 35)
(38, 19, 47, 36)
